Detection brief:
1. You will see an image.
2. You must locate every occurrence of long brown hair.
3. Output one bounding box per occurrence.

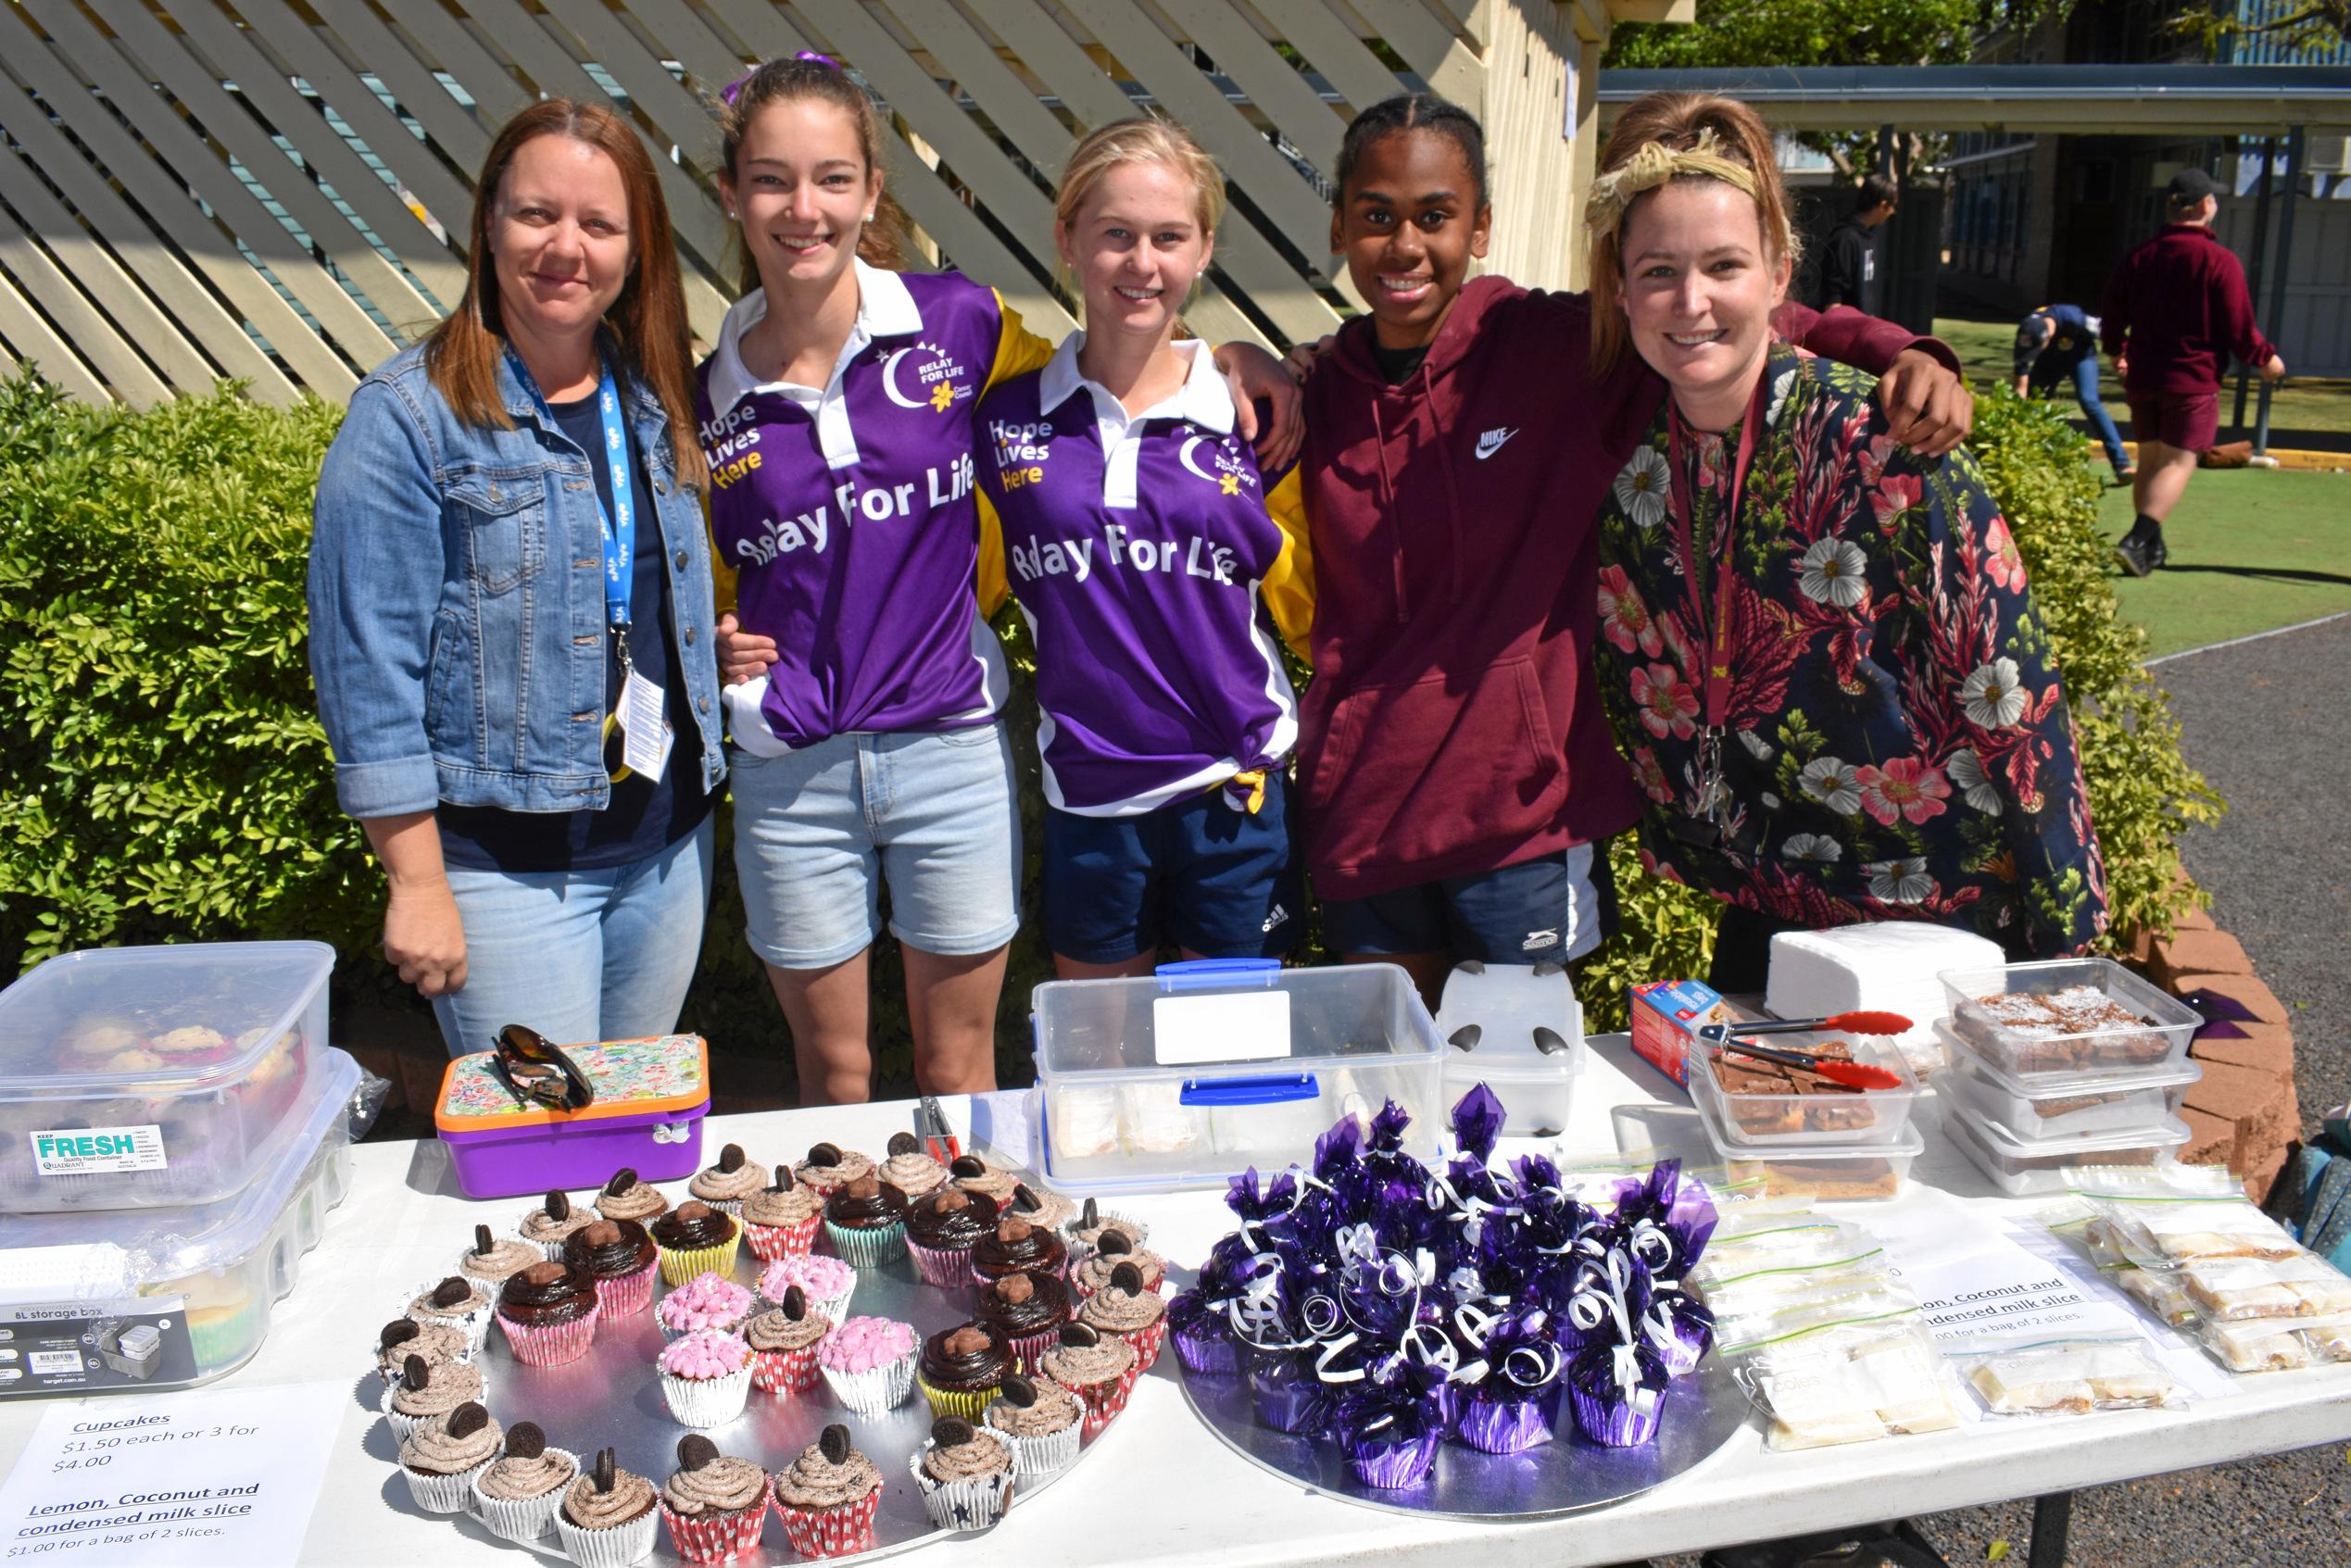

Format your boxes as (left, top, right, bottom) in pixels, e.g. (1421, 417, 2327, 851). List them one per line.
(712, 56, 909, 289)
(1586, 93, 1799, 377)
(423, 99, 704, 487)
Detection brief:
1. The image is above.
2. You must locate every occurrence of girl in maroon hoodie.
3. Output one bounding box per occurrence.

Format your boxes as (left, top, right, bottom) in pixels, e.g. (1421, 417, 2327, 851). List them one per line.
(1298, 95, 1971, 1003)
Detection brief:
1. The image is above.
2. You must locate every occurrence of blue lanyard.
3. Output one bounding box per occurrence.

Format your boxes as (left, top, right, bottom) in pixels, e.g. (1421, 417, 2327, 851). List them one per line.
(505, 345, 636, 630)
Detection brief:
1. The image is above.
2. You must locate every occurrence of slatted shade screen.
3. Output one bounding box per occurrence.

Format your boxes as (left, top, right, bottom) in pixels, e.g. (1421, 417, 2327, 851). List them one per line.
(0, 0, 1518, 408)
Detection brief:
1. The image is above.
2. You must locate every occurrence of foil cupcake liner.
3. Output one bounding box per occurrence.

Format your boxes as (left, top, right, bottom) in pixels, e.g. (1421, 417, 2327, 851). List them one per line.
(656, 1228, 743, 1288)
(1170, 1321, 1240, 1376)
(495, 1305, 600, 1368)
(401, 1455, 492, 1515)
(592, 1258, 660, 1319)
(1347, 1429, 1440, 1490)
(555, 1503, 661, 1568)
(378, 1383, 483, 1446)
(659, 1477, 773, 1562)
(1569, 1381, 1664, 1449)
(983, 1406, 1081, 1477)
(914, 1374, 999, 1423)
(818, 1348, 916, 1415)
(906, 1448, 1014, 1532)
(750, 1341, 824, 1396)
(771, 1487, 880, 1560)
(660, 1362, 756, 1429)
(398, 1281, 494, 1357)
(742, 1212, 823, 1261)
(469, 1449, 579, 1543)
(905, 1238, 980, 1289)
(1455, 1386, 1561, 1454)
(823, 1219, 907, 1270)
(1248, 1365, 1330, 1436)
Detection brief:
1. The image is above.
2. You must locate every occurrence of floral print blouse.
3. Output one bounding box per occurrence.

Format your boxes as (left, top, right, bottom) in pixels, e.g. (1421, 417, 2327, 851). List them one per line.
(1591, 344, 2107, 958)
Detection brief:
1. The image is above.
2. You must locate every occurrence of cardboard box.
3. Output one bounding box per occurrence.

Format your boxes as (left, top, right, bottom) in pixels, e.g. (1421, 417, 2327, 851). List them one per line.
(1630, 979, 1733, 1089)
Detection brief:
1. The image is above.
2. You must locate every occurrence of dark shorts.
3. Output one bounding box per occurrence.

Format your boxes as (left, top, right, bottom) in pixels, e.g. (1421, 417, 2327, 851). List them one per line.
(1041, 771, 1301, 964)
(1320, 843, 1617, 965)
(2127, 391, 2219, 453)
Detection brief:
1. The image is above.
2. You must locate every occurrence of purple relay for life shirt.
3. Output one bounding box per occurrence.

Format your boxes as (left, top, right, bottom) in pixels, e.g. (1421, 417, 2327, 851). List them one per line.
(976, 335, 1314, 817)
(698, 261, 1046, 754)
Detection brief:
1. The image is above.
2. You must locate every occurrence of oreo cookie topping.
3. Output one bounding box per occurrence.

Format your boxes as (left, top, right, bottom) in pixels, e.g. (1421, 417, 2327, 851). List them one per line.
(380, 1320, 420, 1350)
(650, 1199, 735, 1249)
(823, 1173, 908, 1227)
(782, 1285, 809, 1321)
(562, 1217, 657, 1279)
(507, 1423, 547, 1460)
(544, 1190, 572, 1221)
(807, 1143, 842, 1168)
(767, 1164, 795, 1192)
(1109, 1261, 1145, 1295)
(886, 1132, 921, 1157)
(427, 1277, 473, 1309)
(1095, 1228, 1133, 1257)
(676, 1435, 720, 1471)
(401, 1352, 431, 1391)
(471, 1224, 495, 1256)
(820, 1424, 851, 1465)
(1012, 1184, 1044, 1213)
(949, 1154, 987, 1179)
(999, 1374, 1038, 1408)
(446, 1401, 490, 1439)
(718, 1145, 746, 1173)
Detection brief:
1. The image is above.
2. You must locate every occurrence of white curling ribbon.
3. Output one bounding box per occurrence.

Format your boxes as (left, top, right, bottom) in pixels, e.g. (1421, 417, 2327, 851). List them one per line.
(1628, 1217, 1676, 1271)
(1446, 1266, 1484, 1302)
(1313, 1331, 1368, 1385)
(1334, 1223, 1381, 1278)
(1503, 1340, 1562, 1389)
(1396, 1319, 1460, 1379)
(1452, 1301, 1502, 1349)
(1300, 1290, 1344, 1339)
(1569, 1291, 1610, 1335)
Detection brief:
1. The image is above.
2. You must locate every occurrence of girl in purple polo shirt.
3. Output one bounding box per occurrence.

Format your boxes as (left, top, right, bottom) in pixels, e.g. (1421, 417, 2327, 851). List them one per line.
(974, 120, 1314, 977)
(701, 60, 1298, 1100)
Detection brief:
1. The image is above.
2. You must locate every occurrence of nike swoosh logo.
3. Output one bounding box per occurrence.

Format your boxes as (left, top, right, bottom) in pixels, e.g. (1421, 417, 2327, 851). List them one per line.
(1476, 427, 1517, 459)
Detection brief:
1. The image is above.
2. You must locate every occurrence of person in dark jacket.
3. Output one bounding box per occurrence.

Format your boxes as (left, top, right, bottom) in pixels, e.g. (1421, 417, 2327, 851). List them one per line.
(2014, 304, 2132, 483)
(1817, 172, 1897, 316)
(2101, 168, 2285, 576)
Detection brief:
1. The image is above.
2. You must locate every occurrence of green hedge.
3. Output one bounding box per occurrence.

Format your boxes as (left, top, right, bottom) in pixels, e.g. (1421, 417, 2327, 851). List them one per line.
(0, 372, 2213, 1075)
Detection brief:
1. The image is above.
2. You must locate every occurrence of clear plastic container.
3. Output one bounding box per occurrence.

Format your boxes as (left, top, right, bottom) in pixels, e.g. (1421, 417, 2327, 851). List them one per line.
(1031, 960, 1443, 1194)
(1935, 959, 2200, 1084)
(1436, 961, 1584, 1137)
(1945, 1105, 2193, 1198)
(1942, 1041, 2201, 1140)
(0, 1049, 358, 1397)
(1687, 1031, 1921, 1148)
(1691, 1074, 1924, 1201)
(0, 940, 333, 1211)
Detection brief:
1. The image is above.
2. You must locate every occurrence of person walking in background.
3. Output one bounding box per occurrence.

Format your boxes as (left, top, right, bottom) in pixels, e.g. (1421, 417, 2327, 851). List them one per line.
(2014, 304, 2133, 484)
(1817, 172, 1897, 316)
(2102, 167, 2285, 577)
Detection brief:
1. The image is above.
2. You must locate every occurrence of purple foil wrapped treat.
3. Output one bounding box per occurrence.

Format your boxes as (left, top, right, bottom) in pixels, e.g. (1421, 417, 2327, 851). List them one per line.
(1566, 1336, 1670, 1448)
(1648, 1286, 1714, 1379)
(1167, 1285, 1242, 1376)
(1334, 1361, 1448, 1489)
(1247, 1347, 1331, 1435)
(1609, 1159, 1718, 1281)
(1453, 1312, 1563, 1454)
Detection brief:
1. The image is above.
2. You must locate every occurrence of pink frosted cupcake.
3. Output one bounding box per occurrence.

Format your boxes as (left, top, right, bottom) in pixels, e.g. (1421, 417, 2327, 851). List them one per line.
(740, 1165, 824, 1261)
(747, 1286, 831, 1396)
(770, 1425, 882, 1559)
(1070, 1232, 1169, 1299)
(658, 1271, 755, 1342)
(1077, 1261, 1169, 1372)
(817, 1315, 918, 1415)
(659, 1435, 771, 1563)
(495, 1261, 602, 1367)
(563, 1218, 661, 1318)
(658, 1330, 755, 1429)
(758, 1254, 856, 1327)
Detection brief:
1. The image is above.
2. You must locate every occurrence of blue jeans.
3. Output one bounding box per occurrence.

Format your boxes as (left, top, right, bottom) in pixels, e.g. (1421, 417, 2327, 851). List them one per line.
(430, 815, 714, 1058)
(2041, 358, 2130, 474)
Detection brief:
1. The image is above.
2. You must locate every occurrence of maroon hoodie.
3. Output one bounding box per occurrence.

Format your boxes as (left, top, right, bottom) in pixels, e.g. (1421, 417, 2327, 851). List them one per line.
(2099, 223, 2276, 396)
(1294, 277, 1944, 899)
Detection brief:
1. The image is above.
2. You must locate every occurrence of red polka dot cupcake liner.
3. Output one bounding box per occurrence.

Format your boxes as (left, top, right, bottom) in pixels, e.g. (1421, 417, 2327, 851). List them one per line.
(591, 1258, 660, 1319)
(771, 1487, 881, 1559)
(1070, 1361, 1142, 1439)
(750, 1342, 823, 1396)
(660, 1478, 773, 1562)
(1110, 1315, 1167, 1374)
(743, 1212, 823, 1262)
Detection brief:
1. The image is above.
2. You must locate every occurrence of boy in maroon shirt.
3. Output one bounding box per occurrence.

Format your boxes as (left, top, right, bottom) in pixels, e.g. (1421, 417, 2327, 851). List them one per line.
(2101, 168, 2285, 576)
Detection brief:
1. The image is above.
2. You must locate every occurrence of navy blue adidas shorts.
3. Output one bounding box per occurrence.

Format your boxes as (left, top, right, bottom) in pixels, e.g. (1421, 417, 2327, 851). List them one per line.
(1042, 771, 1302, 964)
(1320, 842, 1616, 965)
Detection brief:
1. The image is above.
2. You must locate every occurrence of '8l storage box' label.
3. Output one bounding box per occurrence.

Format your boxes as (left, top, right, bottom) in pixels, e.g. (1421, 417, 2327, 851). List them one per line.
(30, 1124, 169, 1176)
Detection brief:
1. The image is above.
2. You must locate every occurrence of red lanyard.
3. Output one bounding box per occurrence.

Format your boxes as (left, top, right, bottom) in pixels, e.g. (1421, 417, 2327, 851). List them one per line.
(1673, 369, 1769, 731)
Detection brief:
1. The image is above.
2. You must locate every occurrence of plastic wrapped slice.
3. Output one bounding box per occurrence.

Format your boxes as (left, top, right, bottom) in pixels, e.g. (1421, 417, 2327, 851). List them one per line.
(1951, 1337, 2183, 1416)
(2111, 1264, 2202, 1328)
(2181, 1256, 2351, 1323)
(1728, 1318, 1961, 1451)
(1691, 1223, 1880, 1291)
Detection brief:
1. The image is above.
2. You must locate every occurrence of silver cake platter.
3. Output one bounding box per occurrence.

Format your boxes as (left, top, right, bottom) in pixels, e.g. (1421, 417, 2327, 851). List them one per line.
(1177, 1354, 1749, 1521)
(370, 1170, 1108, 1564)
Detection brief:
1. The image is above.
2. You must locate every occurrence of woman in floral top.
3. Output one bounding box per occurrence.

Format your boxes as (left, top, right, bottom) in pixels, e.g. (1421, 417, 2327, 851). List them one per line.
(1582, 93, 2107, 987)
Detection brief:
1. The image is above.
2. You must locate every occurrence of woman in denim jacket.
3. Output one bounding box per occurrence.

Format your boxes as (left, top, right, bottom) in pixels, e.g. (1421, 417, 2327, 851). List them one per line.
(308, 100, 723, 1057)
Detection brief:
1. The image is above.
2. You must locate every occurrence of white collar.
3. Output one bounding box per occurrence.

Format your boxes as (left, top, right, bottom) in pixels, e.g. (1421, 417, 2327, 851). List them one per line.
(706, 257, 926, 417)
(1037, 333, 1236, 436)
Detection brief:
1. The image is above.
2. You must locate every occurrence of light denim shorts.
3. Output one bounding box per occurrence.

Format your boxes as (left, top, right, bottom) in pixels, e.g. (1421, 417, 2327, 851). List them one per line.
(729, 722, 1022, 970)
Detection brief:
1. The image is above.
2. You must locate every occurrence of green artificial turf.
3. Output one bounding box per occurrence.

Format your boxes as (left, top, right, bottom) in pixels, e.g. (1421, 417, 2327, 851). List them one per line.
(2094, 470, 2351, 658)
(1933, 316, 2351, 441)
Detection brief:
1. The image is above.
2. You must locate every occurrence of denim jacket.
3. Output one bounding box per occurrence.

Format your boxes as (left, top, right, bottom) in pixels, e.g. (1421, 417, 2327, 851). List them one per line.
(308, 340, 726, 819)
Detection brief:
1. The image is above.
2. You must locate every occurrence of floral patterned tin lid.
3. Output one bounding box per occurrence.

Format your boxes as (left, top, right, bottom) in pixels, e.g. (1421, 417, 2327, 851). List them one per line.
(434, 1035, 708, 1132)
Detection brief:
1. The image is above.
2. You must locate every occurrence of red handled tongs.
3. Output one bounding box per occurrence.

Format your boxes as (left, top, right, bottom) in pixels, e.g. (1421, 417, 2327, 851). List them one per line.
(917, 1096, 962, 1163)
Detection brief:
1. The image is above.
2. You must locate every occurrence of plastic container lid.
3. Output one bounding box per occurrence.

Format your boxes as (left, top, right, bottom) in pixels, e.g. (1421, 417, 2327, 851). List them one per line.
(1933, 959, 2202, 1084)
(0, 941, 333, 1093)
(0, 1049, 358, 1303)
(1946, 1104, 2193, 1198)
(1940, 1029, 2204, 1101)
(1691, 1066, 1928, 1162)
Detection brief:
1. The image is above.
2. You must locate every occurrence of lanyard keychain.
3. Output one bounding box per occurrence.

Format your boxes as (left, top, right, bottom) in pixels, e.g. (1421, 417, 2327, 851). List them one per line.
(1667, 368, 1767, 847)
(504, 345, 672, 785)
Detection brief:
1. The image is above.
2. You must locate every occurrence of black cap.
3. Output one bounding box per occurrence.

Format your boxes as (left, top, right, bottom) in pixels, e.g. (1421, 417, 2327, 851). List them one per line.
(2167, 167, 2219, 209)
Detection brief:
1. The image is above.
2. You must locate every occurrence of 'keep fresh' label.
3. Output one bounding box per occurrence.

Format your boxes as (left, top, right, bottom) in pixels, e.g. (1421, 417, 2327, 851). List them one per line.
(31, 1125, 168, 1177)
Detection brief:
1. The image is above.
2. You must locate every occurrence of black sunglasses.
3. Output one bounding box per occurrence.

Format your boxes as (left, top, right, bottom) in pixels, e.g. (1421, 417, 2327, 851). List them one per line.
(495, 1023, 597, 1111)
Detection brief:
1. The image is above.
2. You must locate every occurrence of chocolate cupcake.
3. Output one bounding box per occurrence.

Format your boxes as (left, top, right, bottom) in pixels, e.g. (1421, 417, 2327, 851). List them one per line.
(746, 1285, 831, 1396)
(459, 1223, 544, 1286)
(915, 1323, 1012, 1422)
(495, 1261, 601, 1367)
(562, 1217, 660, 1317)
(470, 1421, 580, 1545)
(1078, 1261, 1169, 1372)
(557, 1447, 660, 1568)
(1038, 1322, 1139, 1437)
(792, 1141, 875, 1196)
(877, 1131, 949, 1200)
(659, 1435, 770, 1562)
(822, 1173, 909, 1268)
(771, 1424, 883, 1559)
(518, 1188, 595, 1260)
(740, 1163, 825, 1261)
(947, 1152, 1023, 1204)
(595, 1166, 669, 1224)
(972, 1213, 1067, 1288)
(686, 1143, 767, 1214)
(975, 1268, 1072, 1372)
(904, 1186, 999, 1287)
(908, 1414, 1016, 1531)
(983, 1372, 1085, 1476)
(398, 1399, 501, 1515)
(648, 1198, 741, 1286)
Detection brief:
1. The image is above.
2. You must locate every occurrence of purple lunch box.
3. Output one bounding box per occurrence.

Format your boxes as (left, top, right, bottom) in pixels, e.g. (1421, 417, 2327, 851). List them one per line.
(434, 1035, 710, 1199)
